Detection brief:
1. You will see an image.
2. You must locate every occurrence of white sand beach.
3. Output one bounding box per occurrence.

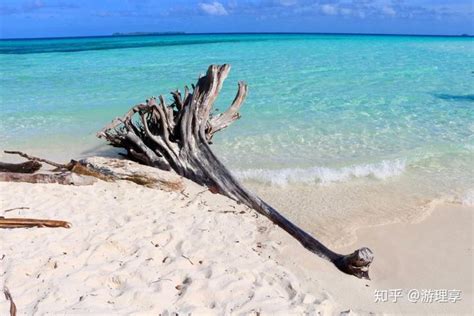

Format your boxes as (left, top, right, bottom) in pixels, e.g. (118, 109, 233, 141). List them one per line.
(0, 158, 472, 315)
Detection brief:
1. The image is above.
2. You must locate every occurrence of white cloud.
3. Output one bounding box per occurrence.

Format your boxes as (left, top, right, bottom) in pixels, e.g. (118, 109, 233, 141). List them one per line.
(199, 1, 228, 16)
(382, 6, 396, 16)
(320, 4, 338, 16)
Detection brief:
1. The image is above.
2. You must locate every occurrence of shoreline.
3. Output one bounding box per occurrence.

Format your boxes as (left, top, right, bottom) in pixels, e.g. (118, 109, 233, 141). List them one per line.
(1, 158, 472, 314)
(245, 178, 471, 249)
(1, 148, 471, 247)
(274, 202, 473, 314)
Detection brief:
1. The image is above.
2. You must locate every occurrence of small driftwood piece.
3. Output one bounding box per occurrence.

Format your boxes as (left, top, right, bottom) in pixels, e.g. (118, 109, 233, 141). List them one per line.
(98, 64, 374, 279)
(0, 153, 183, 190)
(2, 207, 29, 213)
(0, 161, 41, 173)
(3, 287, 17, 316)
(0, 217, 71, 229)
(0, 150, 93, 185)
(0, 151, 102, 185)
(4, 150, 66, 169)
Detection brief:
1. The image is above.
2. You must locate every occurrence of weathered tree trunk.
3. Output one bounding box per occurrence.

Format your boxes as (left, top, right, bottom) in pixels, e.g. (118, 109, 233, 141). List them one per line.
(98, 64, 373, 279)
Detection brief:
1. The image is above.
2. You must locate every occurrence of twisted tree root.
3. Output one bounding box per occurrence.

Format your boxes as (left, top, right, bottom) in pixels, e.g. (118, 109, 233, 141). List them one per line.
(98, 64, 374, 279)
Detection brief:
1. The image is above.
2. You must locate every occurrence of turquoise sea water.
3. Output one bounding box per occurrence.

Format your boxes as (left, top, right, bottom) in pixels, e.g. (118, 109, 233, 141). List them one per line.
(1, 34, 473, 241)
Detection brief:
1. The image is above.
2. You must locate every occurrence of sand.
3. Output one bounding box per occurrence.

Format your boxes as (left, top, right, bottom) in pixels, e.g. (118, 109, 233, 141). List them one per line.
(275, 203, 473, 315)
(0, 165, 334, 315)
(0, 159, 472, 315)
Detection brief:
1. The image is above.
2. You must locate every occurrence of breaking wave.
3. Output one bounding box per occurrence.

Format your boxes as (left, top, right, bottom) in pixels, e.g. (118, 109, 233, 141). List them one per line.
(233, 159, 406, 186)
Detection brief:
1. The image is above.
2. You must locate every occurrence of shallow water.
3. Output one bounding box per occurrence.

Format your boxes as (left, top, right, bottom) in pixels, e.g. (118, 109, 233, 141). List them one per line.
(1, 34, 473, 242)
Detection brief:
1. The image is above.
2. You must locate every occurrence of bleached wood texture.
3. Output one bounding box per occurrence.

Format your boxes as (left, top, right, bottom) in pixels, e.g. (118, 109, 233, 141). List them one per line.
(98, 64, 373, 279)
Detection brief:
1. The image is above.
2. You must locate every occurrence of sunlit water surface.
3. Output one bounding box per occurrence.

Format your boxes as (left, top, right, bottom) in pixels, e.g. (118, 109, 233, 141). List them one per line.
(1, 34, 473, 245)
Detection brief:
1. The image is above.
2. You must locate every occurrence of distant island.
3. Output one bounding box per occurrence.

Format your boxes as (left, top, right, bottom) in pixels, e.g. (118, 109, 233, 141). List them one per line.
(112, 32, 186, 36)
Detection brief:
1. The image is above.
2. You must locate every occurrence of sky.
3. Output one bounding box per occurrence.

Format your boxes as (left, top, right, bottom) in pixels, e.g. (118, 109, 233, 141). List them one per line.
(0, 0, 473, 38)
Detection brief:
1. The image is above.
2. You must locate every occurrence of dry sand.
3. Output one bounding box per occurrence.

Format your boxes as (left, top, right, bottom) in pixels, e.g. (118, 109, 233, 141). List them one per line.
(0, 159, 472, 315)
(0, 163, 335, 315)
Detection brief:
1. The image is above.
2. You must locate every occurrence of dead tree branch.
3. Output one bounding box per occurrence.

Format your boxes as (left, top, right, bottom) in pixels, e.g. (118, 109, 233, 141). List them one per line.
(98, 64, 374, 279)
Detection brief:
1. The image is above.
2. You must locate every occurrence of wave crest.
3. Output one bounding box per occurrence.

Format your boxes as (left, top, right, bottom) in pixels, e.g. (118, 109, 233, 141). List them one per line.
(233, 159, 406, 186)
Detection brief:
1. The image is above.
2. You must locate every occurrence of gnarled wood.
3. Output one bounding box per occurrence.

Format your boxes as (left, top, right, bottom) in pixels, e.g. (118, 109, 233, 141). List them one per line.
(98, 64, 374, 279)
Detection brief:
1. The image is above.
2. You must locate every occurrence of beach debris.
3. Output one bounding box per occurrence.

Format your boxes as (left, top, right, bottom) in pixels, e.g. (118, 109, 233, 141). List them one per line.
(0, 217, 71, 229)
(0, 160, 41, 173)
(0, 172, 96, 186)
(2, 207, 30, 213)
(0, 151, 98, 185)
(4, 150, 68, 169)
(2, 150, 110, 179)
(181, 255, 194, 265)
(0, 152, 183, 191)
(79, 157, 184, 191)
(175, 277, 192, 296)
(97, 64, 374, 279)
(3, 287, 17, 316)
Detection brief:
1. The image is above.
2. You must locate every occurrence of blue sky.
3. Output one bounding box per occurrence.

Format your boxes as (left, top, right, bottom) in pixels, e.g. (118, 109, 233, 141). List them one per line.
(0, 0, 473, 38)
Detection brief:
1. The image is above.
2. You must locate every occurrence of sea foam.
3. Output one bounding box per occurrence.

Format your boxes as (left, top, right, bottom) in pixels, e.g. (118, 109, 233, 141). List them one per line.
(233, 159, 406, 186)
(461, 189, 474, 206)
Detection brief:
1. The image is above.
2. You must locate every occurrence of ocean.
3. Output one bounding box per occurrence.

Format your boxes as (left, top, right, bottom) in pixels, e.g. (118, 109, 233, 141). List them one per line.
(1, 34, 473, 245)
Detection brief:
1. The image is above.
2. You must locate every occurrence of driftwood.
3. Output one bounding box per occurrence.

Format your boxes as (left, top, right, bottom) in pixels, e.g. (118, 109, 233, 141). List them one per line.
(4, 150, 67, 169)
(0, 153, 115, 183)
(3, 287, 16, 316)
(0, 152, 184, 191)
(0, 151, 93, 185)
(98, 64, 374, 279)
(0, 172, 96, 186)
(0, 161, 41, 173)
(0, 217, 71, 229)
(80, 157, 184, 191)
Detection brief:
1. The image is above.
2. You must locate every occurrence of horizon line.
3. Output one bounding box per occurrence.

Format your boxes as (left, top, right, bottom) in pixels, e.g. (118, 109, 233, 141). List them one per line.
(0, 31, 472, 41)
